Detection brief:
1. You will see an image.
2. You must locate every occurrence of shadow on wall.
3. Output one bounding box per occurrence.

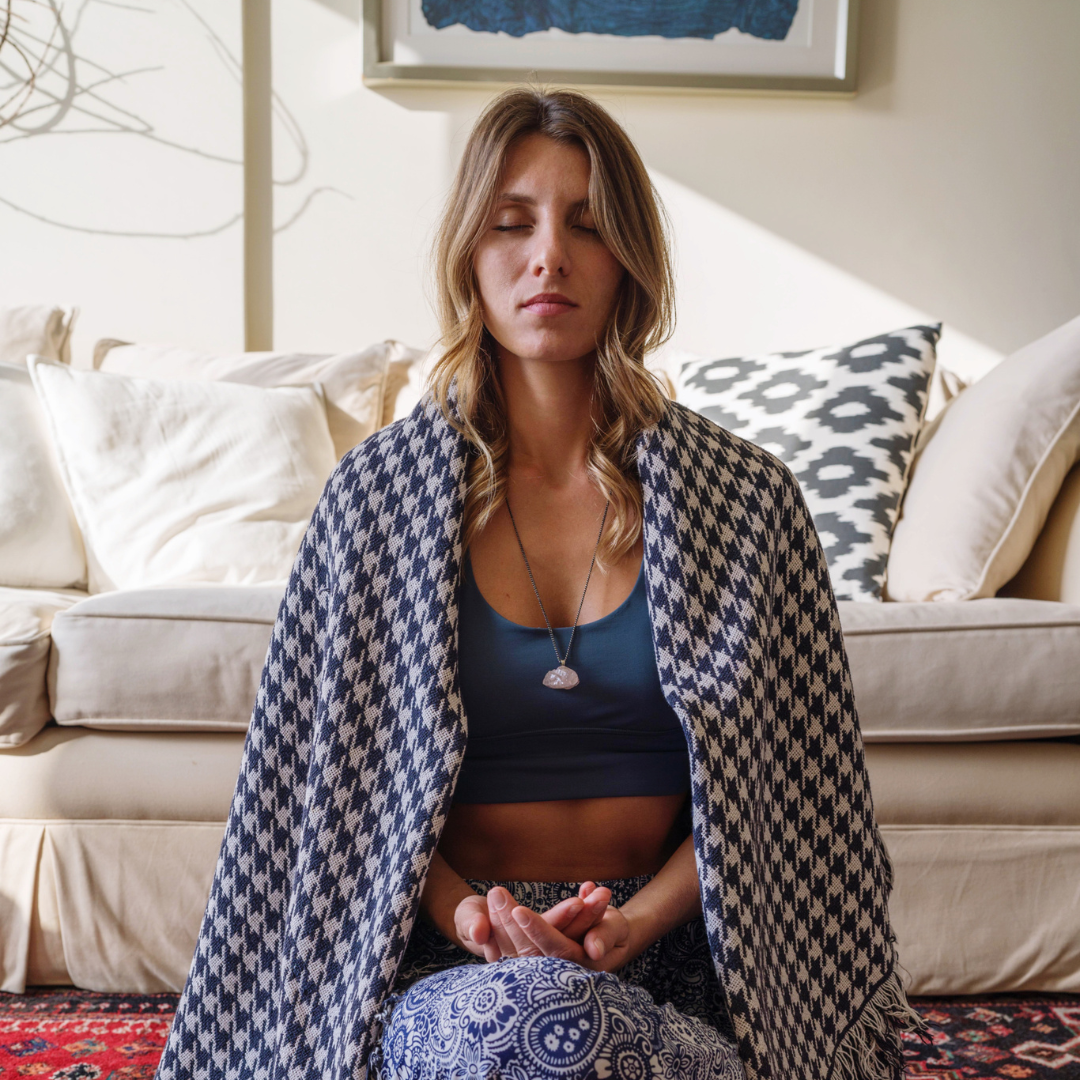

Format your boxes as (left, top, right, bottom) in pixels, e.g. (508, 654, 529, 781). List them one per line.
(365, 0, 1080, 360)
(0, 0, 338, 241)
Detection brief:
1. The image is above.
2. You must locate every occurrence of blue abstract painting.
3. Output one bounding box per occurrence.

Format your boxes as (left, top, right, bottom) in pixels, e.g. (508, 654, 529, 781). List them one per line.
(421, 0, 801, 42)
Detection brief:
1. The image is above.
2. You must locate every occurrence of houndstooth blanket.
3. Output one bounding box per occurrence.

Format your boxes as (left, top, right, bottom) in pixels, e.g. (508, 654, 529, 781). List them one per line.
(156, 397, 923, 1080)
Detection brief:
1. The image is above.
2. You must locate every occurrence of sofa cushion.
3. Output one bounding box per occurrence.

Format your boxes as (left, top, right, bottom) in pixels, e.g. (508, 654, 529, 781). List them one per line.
(886, 311, 1080, 601)
(46, 588, 1080, 741)
(48, 586, 281, 732)
(0, 587, 86, 748)
(28, 359, 336, 592)
(0, 726, 243, 820)
(841, 597, 1080, 741)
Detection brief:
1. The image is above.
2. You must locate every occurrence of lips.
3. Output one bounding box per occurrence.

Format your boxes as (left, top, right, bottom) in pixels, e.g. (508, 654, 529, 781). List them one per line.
(522, 292, 578, 316)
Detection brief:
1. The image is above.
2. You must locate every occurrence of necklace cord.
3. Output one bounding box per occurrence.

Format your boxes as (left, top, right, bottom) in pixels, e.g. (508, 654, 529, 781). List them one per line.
(505, 498, 610, 669)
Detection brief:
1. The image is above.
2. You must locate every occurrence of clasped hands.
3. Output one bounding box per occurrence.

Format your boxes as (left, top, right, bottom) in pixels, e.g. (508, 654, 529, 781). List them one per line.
(454, 881, 632, 972)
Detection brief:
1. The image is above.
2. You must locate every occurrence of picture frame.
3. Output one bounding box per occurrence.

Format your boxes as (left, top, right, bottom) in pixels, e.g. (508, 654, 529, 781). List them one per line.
(363, 0, 859, 96)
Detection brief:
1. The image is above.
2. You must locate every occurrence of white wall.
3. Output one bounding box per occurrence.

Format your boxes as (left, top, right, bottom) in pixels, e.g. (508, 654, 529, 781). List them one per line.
(271, 0, 449, 355)
(3, 1, 1077, 379)
(0, 1, 244, 365)
(275, 0, 1080, 383)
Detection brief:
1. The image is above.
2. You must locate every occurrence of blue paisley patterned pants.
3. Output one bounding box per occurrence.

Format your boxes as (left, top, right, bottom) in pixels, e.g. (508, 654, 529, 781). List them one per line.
(369, 876, 745, 1080)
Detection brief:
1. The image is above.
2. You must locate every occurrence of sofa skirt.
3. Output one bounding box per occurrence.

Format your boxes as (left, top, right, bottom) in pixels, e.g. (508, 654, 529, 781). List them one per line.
(3, 822, 1080, 997)
(881, 824, 1080, 994)
(0, 819, 223, 993)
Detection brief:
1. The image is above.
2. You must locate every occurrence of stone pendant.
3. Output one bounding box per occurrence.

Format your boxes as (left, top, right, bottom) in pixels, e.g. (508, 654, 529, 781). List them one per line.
(543, 665, 580, 690)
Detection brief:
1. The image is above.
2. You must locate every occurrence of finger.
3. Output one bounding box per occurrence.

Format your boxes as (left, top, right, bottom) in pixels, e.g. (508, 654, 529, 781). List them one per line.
(454, 898, 491, 960)
(561, 887, 611, 942)
(488, 890, 545, 958)
(457, 898, 501, 962)
(583, 885, 610, 914)
(499, 902, 545, 957)
(486, 888, 520, 957)
(578, 881, 597, 899)
(584, 910, 630, 963)
(466, 910, 490, 948)
(540, 896, 584, 931)
(561, 902, 608, 942)
(472, 913, 502, 964)
(511, 905, 584, 962)
(585, 928, 608, 962)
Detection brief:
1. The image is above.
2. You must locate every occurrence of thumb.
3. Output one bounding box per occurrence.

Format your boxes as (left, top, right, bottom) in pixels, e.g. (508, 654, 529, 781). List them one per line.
(466, 909, 490, 945)
(585, 913, 628, 962)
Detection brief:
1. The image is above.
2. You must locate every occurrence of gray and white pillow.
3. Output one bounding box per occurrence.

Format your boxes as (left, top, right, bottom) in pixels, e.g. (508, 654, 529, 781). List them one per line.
(677, 324, 940, 602)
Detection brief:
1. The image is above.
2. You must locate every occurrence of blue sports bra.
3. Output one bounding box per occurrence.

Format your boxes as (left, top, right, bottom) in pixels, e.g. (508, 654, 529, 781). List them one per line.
(453, 551, 691, 804)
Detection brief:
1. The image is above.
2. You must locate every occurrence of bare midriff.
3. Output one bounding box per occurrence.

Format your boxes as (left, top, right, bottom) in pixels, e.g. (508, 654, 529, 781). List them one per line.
(438, 792, 690, 882)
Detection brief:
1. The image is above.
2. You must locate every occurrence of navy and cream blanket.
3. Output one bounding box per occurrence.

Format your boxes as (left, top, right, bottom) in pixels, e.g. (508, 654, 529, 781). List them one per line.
(156, 397, 923, 1080)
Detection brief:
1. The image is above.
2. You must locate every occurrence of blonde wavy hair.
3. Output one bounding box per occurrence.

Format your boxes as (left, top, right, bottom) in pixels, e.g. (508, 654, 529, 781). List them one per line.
(430, 86, 675, 569)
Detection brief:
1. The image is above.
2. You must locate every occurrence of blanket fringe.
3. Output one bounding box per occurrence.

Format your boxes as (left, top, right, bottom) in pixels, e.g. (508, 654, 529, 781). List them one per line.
(874, 821, 895, 896)
(364, 992, 401, 1080)
(830, 968, 928, 1080)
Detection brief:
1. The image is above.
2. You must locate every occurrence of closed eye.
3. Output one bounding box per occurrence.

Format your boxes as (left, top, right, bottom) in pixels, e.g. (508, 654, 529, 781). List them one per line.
(492, 223, 598, 235)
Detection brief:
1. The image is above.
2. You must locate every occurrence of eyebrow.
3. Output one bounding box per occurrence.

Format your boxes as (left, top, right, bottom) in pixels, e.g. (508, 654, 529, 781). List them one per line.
(497, 192, 590, 210)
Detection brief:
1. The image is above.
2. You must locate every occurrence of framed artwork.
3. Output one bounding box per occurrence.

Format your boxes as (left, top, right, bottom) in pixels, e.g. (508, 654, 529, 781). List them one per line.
(363, 0, 859, 95)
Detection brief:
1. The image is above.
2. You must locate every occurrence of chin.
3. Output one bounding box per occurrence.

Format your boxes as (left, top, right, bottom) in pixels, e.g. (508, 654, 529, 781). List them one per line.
(502, 334, 598, 366)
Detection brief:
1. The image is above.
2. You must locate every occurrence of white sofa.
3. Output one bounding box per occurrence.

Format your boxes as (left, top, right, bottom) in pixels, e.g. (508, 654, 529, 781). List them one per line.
(3, 582, 1079, 997)
(1, 312, 1079, 999)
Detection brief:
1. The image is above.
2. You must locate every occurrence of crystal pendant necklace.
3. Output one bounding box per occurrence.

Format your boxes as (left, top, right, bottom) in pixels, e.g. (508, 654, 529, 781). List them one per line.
(505, 498, 610, 690)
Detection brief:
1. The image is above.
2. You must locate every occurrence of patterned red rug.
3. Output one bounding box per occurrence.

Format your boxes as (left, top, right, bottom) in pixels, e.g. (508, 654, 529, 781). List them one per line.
(903, 996, 1080, 1078)
(0, 990, 174, 1079)
(1, 989, 1078, 1078)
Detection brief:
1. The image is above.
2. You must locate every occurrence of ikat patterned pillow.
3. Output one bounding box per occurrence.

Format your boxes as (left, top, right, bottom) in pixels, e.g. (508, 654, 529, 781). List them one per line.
(677, 324, 941, 602)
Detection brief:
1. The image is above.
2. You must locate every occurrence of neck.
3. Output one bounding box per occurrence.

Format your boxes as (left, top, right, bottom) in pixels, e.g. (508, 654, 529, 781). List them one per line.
(498, 348, 598, 487)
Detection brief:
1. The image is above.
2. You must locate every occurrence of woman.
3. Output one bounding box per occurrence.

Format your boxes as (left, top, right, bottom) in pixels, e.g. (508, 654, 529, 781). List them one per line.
(156, 89, 923, 1080)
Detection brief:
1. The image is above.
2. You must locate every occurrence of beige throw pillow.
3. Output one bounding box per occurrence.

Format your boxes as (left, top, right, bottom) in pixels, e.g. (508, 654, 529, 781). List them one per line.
(28, 359, 337, 593)
(0, 363, 87, 589)
(999, 461, 1080, 604)
(95, 339, 424, 458)
(886, 313, 1080, 601)
(0, 305, 77, 366)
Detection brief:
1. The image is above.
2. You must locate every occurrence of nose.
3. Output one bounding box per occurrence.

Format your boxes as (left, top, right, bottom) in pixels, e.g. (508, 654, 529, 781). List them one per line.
(529, 218, 571, 278)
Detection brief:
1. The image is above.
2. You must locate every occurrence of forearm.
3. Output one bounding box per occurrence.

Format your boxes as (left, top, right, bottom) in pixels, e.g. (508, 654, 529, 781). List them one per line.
(617, 834, 701, 964)
(419, 849, 477, 948)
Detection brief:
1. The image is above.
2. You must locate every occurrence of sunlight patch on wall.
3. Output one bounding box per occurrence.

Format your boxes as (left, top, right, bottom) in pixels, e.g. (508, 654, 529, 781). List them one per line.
(270, 0, 449, 354)
(651, 171, 1004, 385)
